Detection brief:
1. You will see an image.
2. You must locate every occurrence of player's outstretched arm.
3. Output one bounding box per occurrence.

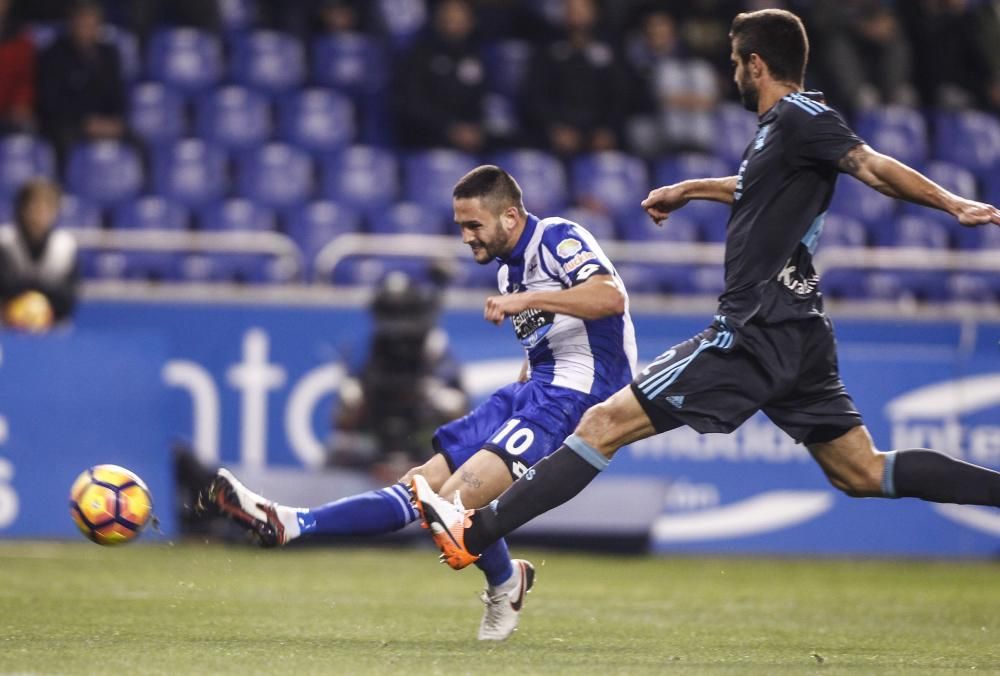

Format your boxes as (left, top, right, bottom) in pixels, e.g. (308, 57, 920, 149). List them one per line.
(838, 144, 1000, 227)
(483, 275, 624, 325)
(642, 176, 738, 225)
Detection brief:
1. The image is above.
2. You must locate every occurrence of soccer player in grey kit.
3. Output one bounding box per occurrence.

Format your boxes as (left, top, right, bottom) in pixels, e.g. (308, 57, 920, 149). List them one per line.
(411, 8, 1000, 570)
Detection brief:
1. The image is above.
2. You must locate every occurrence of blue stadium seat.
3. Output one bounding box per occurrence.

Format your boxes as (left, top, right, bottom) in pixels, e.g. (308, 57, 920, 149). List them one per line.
(900, 160, 977, 225)
(0, 134, 55, 197)
(285, 200, 361, 274)
(218, 0, 257, 34)
(0, 198, 10, 222)
(866, 270, 950, 303)
(370, 201, 446, 235)
(129, 82, 186, 146)
(230, 30, 306, 94)
(654, 153, 730, 186)
(559, 205, 618, 243)
(104, 26, 140, 81)
(828, 174, 896, 229)
(452, 258, 499, 289)
(878, 215, 952, 249)
(147, 28, 224, 93)
(490, 149, 568, 215)
(819, 213, 868, 248)
(152, 139, 229, 208)
(28, 23, 58, 50)
(820, 268, 865, 300)
(712, 103, 758, 166)
(65, 140, 143, 207)
(330, 256, 429, 286)
(948, 272, 999, 303)
(659, 264, 725, 296)
(311, 34, 388, 97)
(653, 153, 732, 234)
(612, 263, 662, 294)
(56, 194, 102, 229)
(277, 88, 355, 155)
(321, 145, 399, 216)
(236, 142, 314, 210)
(571, 151, 649, 222)
(179, 253, 291, 284)
(855, 105, 928, 169)
(113, 196, 189, 230)
(403, 149, 479, 218)
(198, 198, 277, 231)
(617, 207, 699, 243)
(196, 85, 272, 151)
(933, 110, 1000, 178)
(80, 250, 182, 282)
(483, 39, 533, 98)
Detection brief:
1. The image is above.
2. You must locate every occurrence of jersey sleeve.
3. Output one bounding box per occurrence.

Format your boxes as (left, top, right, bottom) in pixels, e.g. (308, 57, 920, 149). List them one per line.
(789, 110, 864, 169)
(539, 221, 612, 287)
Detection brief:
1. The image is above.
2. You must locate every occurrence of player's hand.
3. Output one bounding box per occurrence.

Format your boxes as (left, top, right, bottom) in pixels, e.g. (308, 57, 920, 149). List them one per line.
(641, 184, 689, 225)
(484, 294, 529, 326)
(952, 198, 1000, 227)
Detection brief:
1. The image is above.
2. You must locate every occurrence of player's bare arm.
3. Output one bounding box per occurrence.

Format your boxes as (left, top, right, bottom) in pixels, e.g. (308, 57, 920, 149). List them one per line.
(483, 274, 624, 325)
(838, 143, 1000, 227)
(641, 176, 739, 224)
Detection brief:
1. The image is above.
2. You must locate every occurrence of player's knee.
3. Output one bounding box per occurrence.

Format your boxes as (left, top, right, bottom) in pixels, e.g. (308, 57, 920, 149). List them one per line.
(823, 462, 883, 498)
(575, 401, 624, 456)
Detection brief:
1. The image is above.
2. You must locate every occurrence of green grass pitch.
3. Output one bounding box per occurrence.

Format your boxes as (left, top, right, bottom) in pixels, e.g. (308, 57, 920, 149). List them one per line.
(1, 540, 998, 674)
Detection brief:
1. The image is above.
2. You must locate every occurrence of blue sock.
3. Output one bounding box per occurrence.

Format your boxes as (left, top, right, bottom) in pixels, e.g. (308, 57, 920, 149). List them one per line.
(298, 483, 419, 536)
(474, 537, 514, 587)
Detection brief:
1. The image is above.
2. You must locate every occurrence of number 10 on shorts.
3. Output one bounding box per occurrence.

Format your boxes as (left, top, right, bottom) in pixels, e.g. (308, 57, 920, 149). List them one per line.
(490, 418, 535, 456)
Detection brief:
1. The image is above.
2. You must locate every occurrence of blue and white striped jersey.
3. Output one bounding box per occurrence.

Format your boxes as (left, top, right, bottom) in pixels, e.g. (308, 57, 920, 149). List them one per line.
(495, 214, 637, 399)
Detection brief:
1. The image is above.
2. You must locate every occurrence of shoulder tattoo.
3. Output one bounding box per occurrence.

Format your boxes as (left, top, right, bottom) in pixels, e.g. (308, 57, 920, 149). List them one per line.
(837, 145, 865, 175)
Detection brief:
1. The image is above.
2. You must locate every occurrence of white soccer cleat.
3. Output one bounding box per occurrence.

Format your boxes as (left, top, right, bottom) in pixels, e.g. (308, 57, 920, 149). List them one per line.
(410, 474, 480, 570)
(478, 559, 536, 641)
(207, 468, 300, 547)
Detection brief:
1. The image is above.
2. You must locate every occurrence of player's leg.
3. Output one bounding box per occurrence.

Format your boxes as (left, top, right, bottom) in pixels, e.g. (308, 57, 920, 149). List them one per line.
(413, 384, 659, 568)
(808, 424, 1000, 504)
(207, 455, 449, 547)
(414, 320, 753, 566)
(430, 449, 534, 641)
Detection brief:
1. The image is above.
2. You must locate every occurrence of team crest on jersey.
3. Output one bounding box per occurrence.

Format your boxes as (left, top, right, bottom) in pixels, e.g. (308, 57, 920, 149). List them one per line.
(556, 238, 583, 258)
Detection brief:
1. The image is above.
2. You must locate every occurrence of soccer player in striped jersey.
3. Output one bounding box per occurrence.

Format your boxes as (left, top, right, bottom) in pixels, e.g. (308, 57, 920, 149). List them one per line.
(412, 9, 1000, 573)
(208, 165, 636, 640)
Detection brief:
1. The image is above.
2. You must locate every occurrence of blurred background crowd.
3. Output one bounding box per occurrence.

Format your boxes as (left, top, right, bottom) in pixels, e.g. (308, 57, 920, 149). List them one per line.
(1, 0, 999, 311)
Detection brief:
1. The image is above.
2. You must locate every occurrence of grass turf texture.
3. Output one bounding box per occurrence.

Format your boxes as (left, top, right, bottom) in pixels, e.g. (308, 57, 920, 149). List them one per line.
(1, 541, 998, 674)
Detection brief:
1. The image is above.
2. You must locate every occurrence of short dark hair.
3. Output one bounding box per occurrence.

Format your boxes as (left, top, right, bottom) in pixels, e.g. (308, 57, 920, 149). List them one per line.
(14, 178, 61, 220)
(453, 165, 526, 216)
(730, 9, 808, 85)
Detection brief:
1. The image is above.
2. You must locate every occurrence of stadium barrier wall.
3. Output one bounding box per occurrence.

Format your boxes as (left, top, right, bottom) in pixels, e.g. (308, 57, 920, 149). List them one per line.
(0, 300, 998, 556)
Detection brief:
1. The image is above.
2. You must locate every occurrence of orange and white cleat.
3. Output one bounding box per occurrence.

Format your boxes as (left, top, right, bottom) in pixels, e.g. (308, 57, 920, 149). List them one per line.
(410, 474, 480, 570)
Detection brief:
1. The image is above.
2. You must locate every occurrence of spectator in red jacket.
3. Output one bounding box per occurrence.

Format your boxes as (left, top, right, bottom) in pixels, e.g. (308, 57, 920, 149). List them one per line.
(0, 0, 35, 133)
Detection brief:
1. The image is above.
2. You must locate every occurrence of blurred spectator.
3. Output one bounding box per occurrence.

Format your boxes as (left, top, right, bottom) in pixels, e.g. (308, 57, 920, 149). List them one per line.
(521, 0, 632, 156)
(393, 0, 489, 152)
(0, 178, 78, 331)
(625, 7, 720, 156)
(311, 0, 374, 35)
(37, 1, 125, 160)
(0, 0, 35, 133)
(898, 0, 1000, 111)
(810, 0, 917, 111)
(330, 267, 468, 479)
(102, 0, 220, 42)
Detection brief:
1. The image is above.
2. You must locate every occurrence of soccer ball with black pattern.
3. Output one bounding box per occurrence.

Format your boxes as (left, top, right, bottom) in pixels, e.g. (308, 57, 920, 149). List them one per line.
(69, 465, 152, 545)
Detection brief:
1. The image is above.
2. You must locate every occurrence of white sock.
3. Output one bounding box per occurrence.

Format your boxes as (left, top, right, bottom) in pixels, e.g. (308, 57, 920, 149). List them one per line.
(490, 565, 521, 595)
